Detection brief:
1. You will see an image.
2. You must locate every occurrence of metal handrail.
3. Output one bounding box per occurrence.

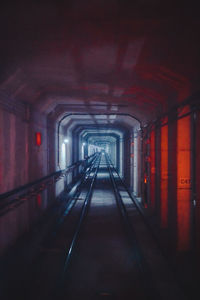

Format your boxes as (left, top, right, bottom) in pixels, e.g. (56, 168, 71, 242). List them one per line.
(0, 153, 97, 215)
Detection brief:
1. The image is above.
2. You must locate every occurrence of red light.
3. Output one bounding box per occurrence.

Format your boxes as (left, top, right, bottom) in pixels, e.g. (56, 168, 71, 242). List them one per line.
(35, 132, 42, 146)
(37, 194, 42, 207)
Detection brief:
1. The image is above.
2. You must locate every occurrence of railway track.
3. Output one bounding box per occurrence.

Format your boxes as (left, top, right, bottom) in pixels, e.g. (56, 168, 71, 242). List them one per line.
(2, 152, 186, 300)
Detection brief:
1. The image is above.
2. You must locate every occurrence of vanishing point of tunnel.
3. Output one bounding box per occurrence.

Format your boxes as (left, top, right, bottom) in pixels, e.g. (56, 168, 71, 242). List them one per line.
(0, 1, 200, 300)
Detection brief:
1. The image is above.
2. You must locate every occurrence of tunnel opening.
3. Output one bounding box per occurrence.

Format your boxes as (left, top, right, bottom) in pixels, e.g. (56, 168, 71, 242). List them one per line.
(55, 113, 141, 198)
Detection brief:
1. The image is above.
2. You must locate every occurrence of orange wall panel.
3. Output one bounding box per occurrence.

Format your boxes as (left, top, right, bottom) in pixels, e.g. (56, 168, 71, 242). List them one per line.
(177, 115, 191, 251)
(150, 129, 156, 210)
(160, 125, 168, 228)
(195, 110, 200, 250)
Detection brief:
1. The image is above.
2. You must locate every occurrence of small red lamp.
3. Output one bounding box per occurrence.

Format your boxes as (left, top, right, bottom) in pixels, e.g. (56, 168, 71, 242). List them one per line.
(35, 132, 42, 146)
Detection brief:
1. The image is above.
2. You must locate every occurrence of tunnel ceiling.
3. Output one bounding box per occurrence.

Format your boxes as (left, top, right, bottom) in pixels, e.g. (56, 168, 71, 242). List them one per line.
(88, 136, 116, 143)
(73, 126, 126, 138)
(0, 1, 200, 124)
(62, 114, 139, 130)
(82, 131, 123, 140)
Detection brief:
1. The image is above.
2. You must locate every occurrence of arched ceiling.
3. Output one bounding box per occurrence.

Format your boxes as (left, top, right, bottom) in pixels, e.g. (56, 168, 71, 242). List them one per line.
(0, 0, 199, 124)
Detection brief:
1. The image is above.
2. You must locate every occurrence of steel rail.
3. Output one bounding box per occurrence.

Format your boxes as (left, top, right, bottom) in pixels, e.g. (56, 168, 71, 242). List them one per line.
(105, 154, 147, 273)
(0, 155, 101, 300)
(105, 153, 160, 299)
(49, 154, 101, 238)
(106, 155, 189, 300)
(105, 156, 168, 255)
(53, 153, 101, 297)
(63, 154, 101, 271)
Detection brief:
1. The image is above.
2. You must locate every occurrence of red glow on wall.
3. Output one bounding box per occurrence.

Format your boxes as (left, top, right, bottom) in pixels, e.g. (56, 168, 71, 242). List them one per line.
(145, 139, 150, 145)
(145, 156, 151, 162)
(160, 124, 168, 228)
(161, 116, 168, 125)
(35, 132, 42, 146)
(177, 115, 191, 251)
(0, 139, 1, 192)
(195, 111, 200, 250)
(178, 105, 190, 118)
(150, 129, 155, 210)
(37, 194, 42, 207)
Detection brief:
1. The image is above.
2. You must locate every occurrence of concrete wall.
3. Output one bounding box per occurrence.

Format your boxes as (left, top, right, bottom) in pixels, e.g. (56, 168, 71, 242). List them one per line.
(0, 97, 59, 255)
(141, 104, 200, 253)
(56, 122, 74, 192)
(0, 108, 29, 193)
(195, 109, 200, 252)
(28, 110, 48, 182)
(0, 100, 48, 194)
(133, 129, 142, 197)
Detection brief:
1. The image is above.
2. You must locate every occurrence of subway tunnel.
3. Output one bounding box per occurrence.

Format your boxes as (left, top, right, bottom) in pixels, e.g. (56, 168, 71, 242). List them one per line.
(0, 1, 200, 299)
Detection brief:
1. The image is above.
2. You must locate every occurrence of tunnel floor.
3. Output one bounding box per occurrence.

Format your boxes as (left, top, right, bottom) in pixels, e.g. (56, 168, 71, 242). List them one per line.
(63, 171, 148, 300)
(1, 156, 187, 300)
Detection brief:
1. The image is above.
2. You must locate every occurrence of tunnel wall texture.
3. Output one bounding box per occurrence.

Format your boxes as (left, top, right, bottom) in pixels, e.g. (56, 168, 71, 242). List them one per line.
(0, 102, 73, 254)
(142, 103, 200, 252)
(133, 129, 142, 197)
(0, 101, 54, 254)
(0, 100, 48, 194)
(1, 97, 199, 256)
(196, 109, 200, 251)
